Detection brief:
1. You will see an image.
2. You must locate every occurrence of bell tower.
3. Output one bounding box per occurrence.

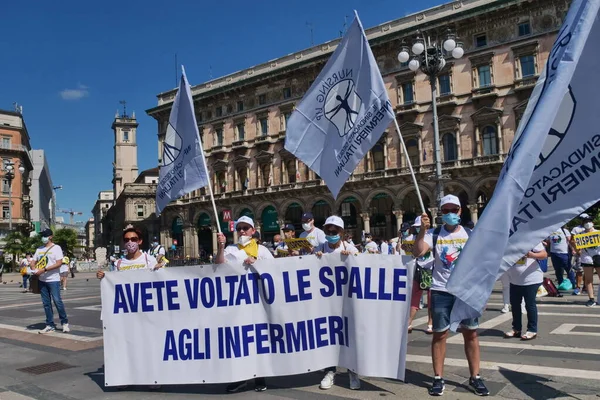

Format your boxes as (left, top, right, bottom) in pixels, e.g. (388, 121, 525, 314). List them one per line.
(111, 101, 139, 200)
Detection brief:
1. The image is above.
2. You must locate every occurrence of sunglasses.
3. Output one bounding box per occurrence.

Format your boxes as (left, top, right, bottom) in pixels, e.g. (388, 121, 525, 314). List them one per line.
(236, 225, 252, 232)
(325, 229, 339, 235)
(441, 208, 460, 214)
(123, 237, 140, 243)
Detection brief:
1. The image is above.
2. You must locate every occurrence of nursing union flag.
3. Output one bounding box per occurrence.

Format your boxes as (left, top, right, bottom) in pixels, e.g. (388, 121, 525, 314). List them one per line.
(284, 11, 394, 198)
(156, 67, 210, 215)
(447, 0, 600, 330)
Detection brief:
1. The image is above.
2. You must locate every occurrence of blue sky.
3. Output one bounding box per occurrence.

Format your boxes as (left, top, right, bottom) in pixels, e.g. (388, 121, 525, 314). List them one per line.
(0, 0, 446, 223)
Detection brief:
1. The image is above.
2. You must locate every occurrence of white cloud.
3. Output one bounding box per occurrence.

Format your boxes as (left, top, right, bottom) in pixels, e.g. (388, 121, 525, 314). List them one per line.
(59, 84, 89, 100)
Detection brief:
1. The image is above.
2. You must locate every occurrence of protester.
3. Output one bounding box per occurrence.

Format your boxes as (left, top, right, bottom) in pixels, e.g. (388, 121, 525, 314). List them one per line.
(97, 226, 160, 278)
(59, 256, 70, 290)
(405, 217, 433, 334)
(315, 215, 361, 390)
(149, 236, 168, 267)
(20, 254, 32, 293)
(504, 243, 547, 340)
(271, 234, 283, 256)
(299, 212, 326, 253)
(380, 238, 390, 255)
(214, 216, 272, 392)
(414, 195, 489, 396)
(545, 227, 575, 292)
(31, 229, 70, 334)
(364, 233, 379, 253)
(395, 223, 411, 255)
(69, 258, 76, 278)
(570, 214, 600, 307)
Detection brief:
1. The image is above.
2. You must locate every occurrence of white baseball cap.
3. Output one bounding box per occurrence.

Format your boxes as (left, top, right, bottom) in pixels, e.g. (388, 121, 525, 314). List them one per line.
(324, 215, 344, 229)
(440, 194, 461, 208)
(580, 213, 591, 219)
(412, 216, 422, 227)
(235, 216, 255, 228)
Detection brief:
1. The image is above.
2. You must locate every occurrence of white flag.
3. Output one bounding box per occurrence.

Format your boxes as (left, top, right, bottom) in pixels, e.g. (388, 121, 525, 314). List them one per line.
(447, 0, 600, 329)
(156, 67, 210, 215)
(284, 11, 394, 198)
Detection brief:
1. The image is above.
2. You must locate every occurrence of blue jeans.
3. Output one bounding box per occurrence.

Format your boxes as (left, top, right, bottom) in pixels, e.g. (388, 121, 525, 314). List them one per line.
(22, 275, 28, 289)
(39, 281, 68, 327)
(431, 290, 478, 332)
(551, 253, 575, 286)
(510, 283, 539, 333)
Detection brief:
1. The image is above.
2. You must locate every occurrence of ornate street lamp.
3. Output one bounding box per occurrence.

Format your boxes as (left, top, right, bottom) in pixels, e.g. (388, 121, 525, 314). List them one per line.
(398, 30, 464, 206)
(3, 160, 26, 231)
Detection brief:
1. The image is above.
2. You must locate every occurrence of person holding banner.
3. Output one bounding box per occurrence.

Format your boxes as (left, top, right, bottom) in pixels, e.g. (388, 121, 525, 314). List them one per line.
(314, 215, 361, 390)
(503, 243, 547, 340)
(413, 195, 489, 397)
(570, 214, 600, 307)
(97, 226, 160, 278)
(299, 212, 326, 254)
(215, 215, 272, 392)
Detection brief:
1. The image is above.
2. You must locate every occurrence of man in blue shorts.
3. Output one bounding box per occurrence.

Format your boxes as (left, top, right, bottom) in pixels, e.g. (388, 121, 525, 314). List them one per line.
(414, 195, 489, 397)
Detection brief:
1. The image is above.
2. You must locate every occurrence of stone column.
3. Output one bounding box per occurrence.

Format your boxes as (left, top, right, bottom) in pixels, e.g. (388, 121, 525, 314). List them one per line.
(295, 159, 300, 182)
(456, 130, 462, 161)
(282, 160, 287, 184)
(234, 169, 239, 191)
(255, 219, 262, 234)
(496, 121, 504, 154)
(184, 225, 193, 257)
(360, 213, 371, 233)
(393, 209, 404, 233)
(246, 166, 251, 190)
(429, 207, 439, 227)
(418, 136, 423, 165)
(474, 125, 481, 157)
(383, 143, 388, 169)
(233, 230, 238, 244)
(467, 203, 479, 224)
(192, 229, 198, 258)
(212, 226, 218, 255)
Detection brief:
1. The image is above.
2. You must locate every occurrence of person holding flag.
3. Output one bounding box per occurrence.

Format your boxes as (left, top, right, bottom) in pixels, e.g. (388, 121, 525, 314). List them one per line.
(413, 195, 489, 396)
(214, 216, 273, 392)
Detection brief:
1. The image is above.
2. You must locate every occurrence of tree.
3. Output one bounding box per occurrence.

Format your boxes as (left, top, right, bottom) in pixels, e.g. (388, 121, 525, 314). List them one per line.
(24, 235, 43, 254)
(52, 228, 78, 258)
(3, 232, 27, 271)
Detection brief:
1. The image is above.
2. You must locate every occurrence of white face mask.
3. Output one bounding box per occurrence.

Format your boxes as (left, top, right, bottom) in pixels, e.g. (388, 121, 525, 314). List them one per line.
(238, 235, 252, 247)
(302, 223, 312, 231)
(584, 222, 594, 230)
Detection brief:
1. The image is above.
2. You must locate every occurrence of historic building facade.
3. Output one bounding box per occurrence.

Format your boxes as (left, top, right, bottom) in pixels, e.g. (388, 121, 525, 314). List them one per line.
(146, 0, 569, 257)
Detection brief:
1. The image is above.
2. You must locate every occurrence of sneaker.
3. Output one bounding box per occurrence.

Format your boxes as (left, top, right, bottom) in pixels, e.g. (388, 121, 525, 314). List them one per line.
(225, 381, 247, 393)
(348, 371, 360, 390)
(254, 378, 267, 392)
(586, 299, 596, 307)
(320, 371, 335, 390)
(469, 376, 490, 396)
(428, 377, 445, 396)
(62, 323, 70, 333)
(501, 304, 510, 313)
(572, 288, 581, 296)
(38, 326, 55, 334)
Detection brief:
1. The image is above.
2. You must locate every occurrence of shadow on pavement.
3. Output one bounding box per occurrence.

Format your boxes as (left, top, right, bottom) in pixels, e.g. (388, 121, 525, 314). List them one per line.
(25, 322, 46, 331)
(478, 328, 505, 338)
(498, 367, 573, 399)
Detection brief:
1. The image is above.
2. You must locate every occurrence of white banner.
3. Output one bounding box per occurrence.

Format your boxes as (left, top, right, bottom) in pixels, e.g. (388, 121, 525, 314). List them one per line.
(447, 0, 600, 328)
(100, 253, 412, 386)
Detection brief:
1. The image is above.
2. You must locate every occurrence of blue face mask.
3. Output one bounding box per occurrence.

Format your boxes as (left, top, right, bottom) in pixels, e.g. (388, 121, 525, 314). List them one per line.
(325, 235, 340, 244)
(442, 213, 461, 226)
(415, 228, 420, 234)
(402, 231, 409, 237)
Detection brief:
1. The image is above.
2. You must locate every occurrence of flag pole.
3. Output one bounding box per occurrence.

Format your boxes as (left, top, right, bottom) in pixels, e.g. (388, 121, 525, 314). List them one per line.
(393, 119, 426, 214)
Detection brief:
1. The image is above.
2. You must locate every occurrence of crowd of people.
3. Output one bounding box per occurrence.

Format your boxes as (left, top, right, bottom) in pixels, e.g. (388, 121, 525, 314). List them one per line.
(31, 197, 595, 397)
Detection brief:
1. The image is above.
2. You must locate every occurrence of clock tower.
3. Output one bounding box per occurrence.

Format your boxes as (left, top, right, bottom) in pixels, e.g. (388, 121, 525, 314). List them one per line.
(112, 103, 139, 200)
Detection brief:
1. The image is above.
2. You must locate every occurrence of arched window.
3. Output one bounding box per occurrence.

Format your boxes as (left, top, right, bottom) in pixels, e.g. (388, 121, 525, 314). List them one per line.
(482, 125, 498, 155)
(406, 139, 419, 166)
(217, 172, 226, 193)
(442, 133, 457, 161)
(371, 144, 385, 171)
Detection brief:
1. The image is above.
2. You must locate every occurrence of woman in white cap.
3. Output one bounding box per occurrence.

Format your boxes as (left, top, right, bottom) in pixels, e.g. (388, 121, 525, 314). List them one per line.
(215, 215, 273, 393)
(315, 215, 361, 390)
(404, 217, 434, 334)
(570, 213, 600, 307)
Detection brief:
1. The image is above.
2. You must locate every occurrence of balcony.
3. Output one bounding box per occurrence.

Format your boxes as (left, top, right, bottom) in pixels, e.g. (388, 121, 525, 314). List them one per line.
(255, 135, 269, 143)
(232, 140, 248, 149)
(210, 144, 226, 155)
(471, 84, 498, 99)
(436, 93, 457, 107)
(395, 101, 419, 116)
(514, 75, 538, 91)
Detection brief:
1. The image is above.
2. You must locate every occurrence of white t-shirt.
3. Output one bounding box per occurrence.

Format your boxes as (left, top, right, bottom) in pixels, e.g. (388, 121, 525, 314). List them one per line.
(364, 241, 379, 253)
(300, 227, 326, 249)
(424, 226, 469, 292)
(547, 229, 570, 254)
(320, 241, 359, 255)
(506, 243, 546, 286)
(33, 245, 64, 283)
(380, 242, 389, 255)
(404, 234, 434, 269)
(116, 253, 158, 271)
(572, 226, 600, 264)
(223, 243, 274, 263)
(59, 263, 69, 274)
(150, 245, 166, 258)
